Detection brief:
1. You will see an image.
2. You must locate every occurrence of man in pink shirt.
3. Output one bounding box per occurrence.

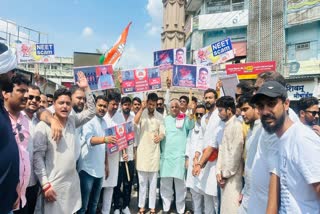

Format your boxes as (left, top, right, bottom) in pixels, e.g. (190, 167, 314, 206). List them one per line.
(3, 74, 31, 211)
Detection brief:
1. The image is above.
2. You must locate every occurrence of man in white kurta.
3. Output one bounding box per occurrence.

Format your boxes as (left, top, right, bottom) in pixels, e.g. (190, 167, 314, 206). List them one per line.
(33, 80, 95, 213)
(185, 105, 206, 214)
(215, 96, 244, 214)
(101, 92, 125, 214)
(193, 89, 221, 214)
(160, 100, 194, 214)
(134, 93, 165, 214)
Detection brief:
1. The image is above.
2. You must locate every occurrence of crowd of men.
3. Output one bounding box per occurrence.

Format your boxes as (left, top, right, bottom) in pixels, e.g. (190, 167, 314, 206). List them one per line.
(1, 41, 320, 214)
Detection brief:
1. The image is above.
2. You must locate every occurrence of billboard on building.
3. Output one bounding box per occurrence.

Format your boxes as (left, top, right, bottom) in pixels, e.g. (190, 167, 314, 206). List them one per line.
(226, 61, 276, 79)
(285, 60, 320, 76)
(287, 0, 320, 26)
(198, 10, 248, 30)
(16, 43, 55, 63)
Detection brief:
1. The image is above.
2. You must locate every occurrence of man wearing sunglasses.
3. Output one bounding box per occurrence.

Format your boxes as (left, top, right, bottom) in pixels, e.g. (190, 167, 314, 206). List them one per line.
(185, 104, 206, 213)
(3, 74, 31, 212)
(297, 97, 320, 136)
(17, 85, 42, 214)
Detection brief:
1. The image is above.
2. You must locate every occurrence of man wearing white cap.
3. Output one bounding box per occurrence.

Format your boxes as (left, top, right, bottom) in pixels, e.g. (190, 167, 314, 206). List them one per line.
(0, 42, 20, 213)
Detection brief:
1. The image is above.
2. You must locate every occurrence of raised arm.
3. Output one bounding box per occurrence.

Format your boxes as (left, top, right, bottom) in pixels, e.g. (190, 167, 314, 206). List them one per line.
(74, 71, 96, 128)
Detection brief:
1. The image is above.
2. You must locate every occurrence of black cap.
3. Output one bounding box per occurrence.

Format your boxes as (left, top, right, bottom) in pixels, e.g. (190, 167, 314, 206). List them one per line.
(252, 81, 287, 103)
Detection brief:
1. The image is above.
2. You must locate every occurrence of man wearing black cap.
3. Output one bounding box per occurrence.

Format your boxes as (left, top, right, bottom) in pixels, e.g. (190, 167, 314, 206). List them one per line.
(252, 81, 320, 213)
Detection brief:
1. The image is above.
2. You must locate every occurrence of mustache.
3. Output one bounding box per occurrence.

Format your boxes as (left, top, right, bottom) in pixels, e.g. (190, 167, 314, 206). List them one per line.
(261, 114, 276, 121)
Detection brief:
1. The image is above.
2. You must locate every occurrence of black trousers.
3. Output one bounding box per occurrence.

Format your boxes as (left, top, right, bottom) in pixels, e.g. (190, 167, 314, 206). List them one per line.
(113, 160, 134, 210)
(13, 184, 39, 214)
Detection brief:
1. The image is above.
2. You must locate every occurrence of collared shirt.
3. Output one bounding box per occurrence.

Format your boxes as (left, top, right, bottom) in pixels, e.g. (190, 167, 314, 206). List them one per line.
(22, 111, 39, 186)
(78, 115, 107, 178)
(0, 99, 19, 213)
(135, 109, 165, 172)
(8, 112, 30, 209)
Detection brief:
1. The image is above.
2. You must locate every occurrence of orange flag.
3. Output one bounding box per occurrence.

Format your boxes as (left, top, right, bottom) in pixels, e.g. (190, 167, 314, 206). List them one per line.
(101, 22, 132, 67)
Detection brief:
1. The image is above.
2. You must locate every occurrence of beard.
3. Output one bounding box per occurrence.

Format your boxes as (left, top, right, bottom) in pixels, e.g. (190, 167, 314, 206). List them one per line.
(73, 104, 84, 113)
(205, 102, 215, 110)
(123, 108, 130, 115)
(156, 107, 164, 114)
(261, 112, 286, 134)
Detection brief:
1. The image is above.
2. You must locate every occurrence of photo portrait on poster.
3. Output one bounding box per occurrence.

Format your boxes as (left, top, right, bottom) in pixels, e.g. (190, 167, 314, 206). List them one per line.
(148, 67, 161, 90)
(173, 48, 186, 65)
(172, 65, 196, 88)
(121, 70, 135, 93)
(74, 65, 115, 91)
(196, 66, 211, 90)
(125, 122, 135, 145)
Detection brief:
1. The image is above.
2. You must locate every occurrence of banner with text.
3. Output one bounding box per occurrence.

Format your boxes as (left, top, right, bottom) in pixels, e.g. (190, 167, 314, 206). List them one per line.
(226, 61, 276, 79)
(74, 64, 115, 91)
(121, 67, 161, 94)
(106, 121, 135, 154)
(172, 64, 211, 90)
(193, 38, 234, 66)
(16, 43, 55, 63)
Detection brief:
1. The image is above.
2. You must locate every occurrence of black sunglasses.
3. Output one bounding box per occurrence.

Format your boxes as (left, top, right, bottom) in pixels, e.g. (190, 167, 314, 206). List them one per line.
(15, 123, 25, 142)
(305, 110, 320, 117)
(28, 95, 41, 102)
(195, 113, 204, 117)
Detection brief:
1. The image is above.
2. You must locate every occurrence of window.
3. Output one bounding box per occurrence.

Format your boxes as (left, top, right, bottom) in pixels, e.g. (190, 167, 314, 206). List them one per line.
(295, 42, 310, 51)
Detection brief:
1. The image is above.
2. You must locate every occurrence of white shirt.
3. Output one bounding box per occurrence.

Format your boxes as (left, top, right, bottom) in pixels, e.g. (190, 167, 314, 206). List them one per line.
(247, 112, 304, 213)
(185, 122, 202, 191)
(78, 116, 107, 178)
(239, 120, 263, 213)
(278, 122, 320, 213)
(102, 111, 125, 187)
(196, 109, 223, 196)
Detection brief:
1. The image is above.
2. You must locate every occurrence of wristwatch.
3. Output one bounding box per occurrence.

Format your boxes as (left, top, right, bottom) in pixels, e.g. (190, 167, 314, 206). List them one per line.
(104, 136, 108, 144)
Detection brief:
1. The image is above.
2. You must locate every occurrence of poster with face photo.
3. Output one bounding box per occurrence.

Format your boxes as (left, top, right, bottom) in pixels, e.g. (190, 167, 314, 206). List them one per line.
(196, 66, 211, 90)
(125, 122, 135, 145)
(153, 49, 174, 67)
(122, 67, 162, 94)
(74, 64, 115, 91)
(172, 65, 197, 88)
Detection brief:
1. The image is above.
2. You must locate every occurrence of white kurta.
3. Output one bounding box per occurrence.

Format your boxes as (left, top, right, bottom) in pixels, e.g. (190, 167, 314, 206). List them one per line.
(33, 92, 95, 214)
(185, 122, 202, 190)
(196, 109, 223, 196)
(102, 111, 125, 187)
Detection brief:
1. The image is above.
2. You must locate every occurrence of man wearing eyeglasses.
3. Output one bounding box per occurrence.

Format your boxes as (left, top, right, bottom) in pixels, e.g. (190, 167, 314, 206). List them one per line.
(185, 104, 206, 214)
(297, 97, 320, 136)
(17, 85, 42, 214)
(3, 74, 31, 212)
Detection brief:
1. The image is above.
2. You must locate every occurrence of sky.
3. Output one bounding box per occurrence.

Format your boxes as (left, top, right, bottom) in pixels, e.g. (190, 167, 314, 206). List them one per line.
(0, 0, 163, 69)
